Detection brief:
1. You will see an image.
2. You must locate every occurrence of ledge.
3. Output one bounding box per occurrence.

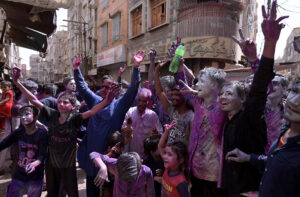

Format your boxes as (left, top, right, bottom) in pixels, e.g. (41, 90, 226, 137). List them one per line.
(148, 22, 169, 32)
(129, 33, 144, 40)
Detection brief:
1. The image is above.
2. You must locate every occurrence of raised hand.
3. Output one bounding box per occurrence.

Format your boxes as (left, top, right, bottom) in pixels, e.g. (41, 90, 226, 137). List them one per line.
(12, 66, 21, 82)
(133, 51, 146, 68)
(73, 54, 82, 69)
(105, 84, 120, 103)
(261, 0, 289, 43)
(164, 121, 176, 133)
(149, 49, 157, 63)
(232, 29, 258, 62)
(225, 148, 250, 163)
(119, 64, 127, 76)
(178, 79, 198, 96)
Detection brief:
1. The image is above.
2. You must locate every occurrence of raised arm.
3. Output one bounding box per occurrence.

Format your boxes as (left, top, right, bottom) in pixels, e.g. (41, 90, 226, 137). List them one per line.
(148, 49, 156, 85)
(158, 121, 176, 156)
(110, 51, 144, 130)
(155, 60, 170, 111)
(81, 84, 119, 119)
(73, 55, 101, 108)
(244, 0, 288, 125)
(12, 67, 43, 110)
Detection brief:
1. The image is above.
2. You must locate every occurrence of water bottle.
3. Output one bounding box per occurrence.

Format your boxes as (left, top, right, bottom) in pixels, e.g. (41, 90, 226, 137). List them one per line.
(169, 44, 185, 73)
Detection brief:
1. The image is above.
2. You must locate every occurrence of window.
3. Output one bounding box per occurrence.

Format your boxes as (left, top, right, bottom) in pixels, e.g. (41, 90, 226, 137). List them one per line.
(151, 0, 166, 28)
(131, 6, 142, 36)
(94, 40, 97, 54)
(102, 0, 109, 10)
(112, 13, 121, 42)
(101, 23, 108, 48)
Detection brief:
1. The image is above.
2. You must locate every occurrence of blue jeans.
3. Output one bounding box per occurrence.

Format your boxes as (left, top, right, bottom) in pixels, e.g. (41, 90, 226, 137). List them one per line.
(6, 178, 43, 197)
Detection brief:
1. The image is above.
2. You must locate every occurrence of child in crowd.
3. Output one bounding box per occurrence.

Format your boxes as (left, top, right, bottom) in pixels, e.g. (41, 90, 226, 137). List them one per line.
(0, 105, 48, 197)
(90, 151, 155, 197)
(158, 122, 189, 197)
(12, 66, 119, 197)
(143, 135, 164, 197)
(100, 131, 125, 197)
(0, 81, 14, 129)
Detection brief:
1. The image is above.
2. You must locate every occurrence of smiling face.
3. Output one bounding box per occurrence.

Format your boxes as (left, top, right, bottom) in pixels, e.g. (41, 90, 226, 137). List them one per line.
(284, 82, 300, 123)
(195, 73, 216, 98)
(162, 146, 181, 169)
(171, 89, 184, 107)
(219, 84, 244, 116)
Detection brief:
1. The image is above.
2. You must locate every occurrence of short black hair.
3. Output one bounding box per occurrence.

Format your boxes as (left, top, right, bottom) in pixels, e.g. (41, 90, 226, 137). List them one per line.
(19, 105, 40, 119)
(63, 76, 74, 87)
(44, 84, 58, 96)
(58, 92, 77, 106)
(107, 131, 125, 148)
(143, 135, 161, 155)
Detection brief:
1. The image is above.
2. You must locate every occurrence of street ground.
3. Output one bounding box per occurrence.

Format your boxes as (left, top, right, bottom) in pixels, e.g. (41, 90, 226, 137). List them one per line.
(0, 160, 87, 197)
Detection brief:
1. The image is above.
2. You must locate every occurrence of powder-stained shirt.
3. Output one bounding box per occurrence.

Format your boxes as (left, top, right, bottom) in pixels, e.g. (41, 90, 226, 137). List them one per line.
(40, 106, 82, 168)
(91, 153, 155, 197)
(192, 115, 220, 181)
(265, 106, 283, 153)
(166, 104, 194, 146)
(161, 168, 189, 197)
(124, 107, 163, 157)
(0, 127, 47, 181)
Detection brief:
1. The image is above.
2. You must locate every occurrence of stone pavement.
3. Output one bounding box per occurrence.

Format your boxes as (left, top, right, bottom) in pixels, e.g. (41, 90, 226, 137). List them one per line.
(0, 160, 87, 197)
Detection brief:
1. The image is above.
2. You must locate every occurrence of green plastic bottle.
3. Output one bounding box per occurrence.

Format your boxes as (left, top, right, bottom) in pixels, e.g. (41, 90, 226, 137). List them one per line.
(169, 44, 185, 73)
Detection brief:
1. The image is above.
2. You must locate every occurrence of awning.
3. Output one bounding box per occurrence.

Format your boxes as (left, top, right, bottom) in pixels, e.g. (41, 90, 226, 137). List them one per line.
(5, 0, 74, 9)
(0, 1, 57, 36)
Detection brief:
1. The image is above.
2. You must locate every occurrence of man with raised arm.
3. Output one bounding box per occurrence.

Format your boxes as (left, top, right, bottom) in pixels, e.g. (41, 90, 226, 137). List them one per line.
(73, 52, 144, 197)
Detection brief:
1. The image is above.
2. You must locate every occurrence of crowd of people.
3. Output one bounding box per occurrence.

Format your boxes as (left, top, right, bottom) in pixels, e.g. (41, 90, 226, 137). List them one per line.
(0, 1, 299, 197)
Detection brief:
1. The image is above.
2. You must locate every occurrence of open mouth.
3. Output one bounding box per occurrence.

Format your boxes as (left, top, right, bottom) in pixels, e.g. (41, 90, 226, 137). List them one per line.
(287, 105, 300, 114)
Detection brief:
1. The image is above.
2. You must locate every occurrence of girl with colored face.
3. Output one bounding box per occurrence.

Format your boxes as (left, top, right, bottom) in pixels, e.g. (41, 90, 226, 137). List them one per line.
(158, 122, 189, 197)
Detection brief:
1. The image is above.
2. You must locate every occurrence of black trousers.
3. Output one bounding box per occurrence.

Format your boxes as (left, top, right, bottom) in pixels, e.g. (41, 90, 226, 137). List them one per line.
(86, 176, 100, 197)
(45, 163, 78, 197)
(191, 175, 228, 197)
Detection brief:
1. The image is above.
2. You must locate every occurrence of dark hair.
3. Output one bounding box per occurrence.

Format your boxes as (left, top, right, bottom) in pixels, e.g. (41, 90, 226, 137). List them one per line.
(22, 80, 38, 90)
(117, 152, 141, 181)
(166, 141, 188, 176)
(1, 80, 12, 88)
(58, 92, 77, 106)
(44, 84, 58, 96)
(63, 76, 74, 87)
(144, 135, 161, 156)
(19, 105, 40, 119)
(223, 81, 247, 100)
(107, 131, 125, 148)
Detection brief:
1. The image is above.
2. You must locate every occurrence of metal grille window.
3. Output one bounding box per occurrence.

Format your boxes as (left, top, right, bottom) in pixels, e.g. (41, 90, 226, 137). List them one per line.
(131, 5, 142, 36)
(102, 0, 109, 10)
(112, 13, 121, 42)
(151, 0, 166, 28)
(101, 23, 108, 47)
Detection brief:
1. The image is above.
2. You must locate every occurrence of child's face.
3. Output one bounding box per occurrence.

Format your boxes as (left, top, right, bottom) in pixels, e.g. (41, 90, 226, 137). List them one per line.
(57, 97, 75, 113)
(162, 146, 180, 169)
(1, 85, 9, 91)
(20, 109, 35, 126)
(195, 73, 215, 98)
(268, 76, 284, 101)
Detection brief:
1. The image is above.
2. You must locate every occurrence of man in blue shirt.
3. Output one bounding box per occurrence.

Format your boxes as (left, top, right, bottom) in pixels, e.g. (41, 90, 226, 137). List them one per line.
(73, 52, 145, 197)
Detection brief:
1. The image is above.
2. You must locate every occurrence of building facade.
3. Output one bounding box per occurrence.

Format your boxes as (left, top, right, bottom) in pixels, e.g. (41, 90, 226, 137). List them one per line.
(68, 0, 98, 80)
(127, 0, 256, 80)
(29, 31, 69, 84)
(0, 8, 21, 81)
(96, 0, 129, 81)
